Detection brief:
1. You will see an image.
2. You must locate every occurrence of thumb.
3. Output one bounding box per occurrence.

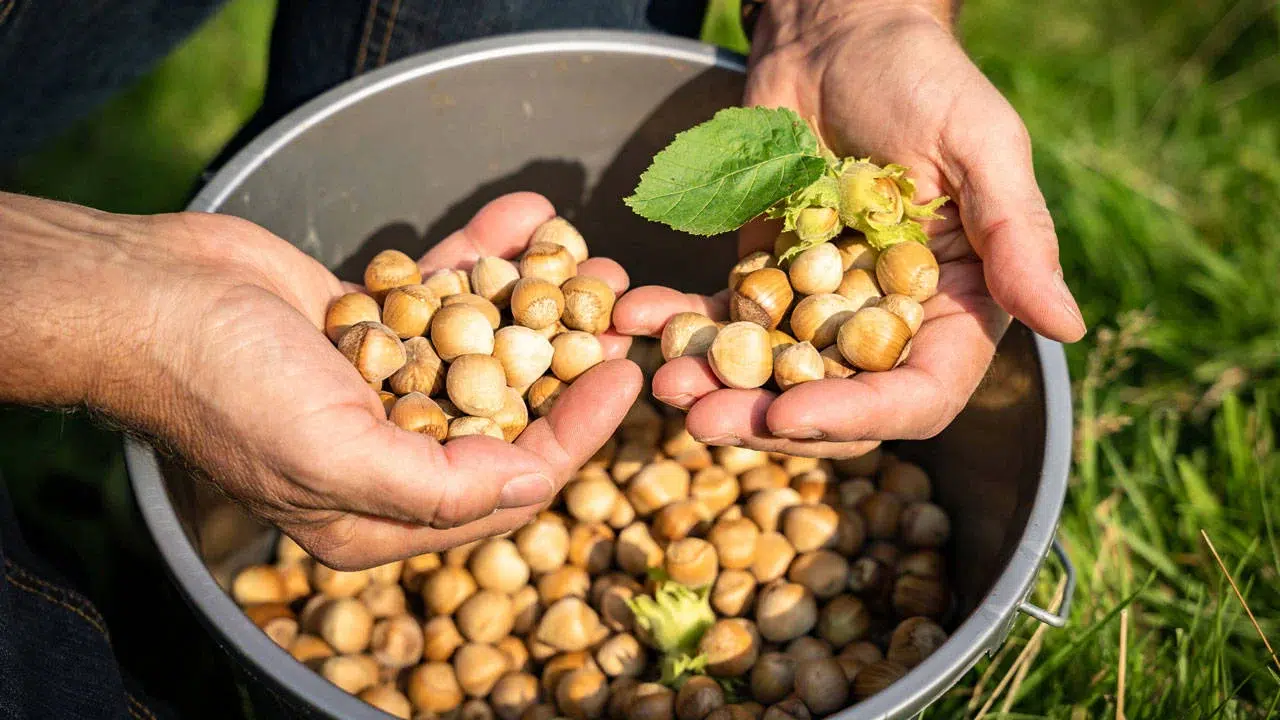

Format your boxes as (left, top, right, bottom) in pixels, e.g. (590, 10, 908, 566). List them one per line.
(943, 118, 1087, 343)
(328, 417, 558, 530)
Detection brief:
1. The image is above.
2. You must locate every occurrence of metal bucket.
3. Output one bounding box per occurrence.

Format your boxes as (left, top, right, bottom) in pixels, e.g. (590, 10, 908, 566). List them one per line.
(125, 30, 1076, 720)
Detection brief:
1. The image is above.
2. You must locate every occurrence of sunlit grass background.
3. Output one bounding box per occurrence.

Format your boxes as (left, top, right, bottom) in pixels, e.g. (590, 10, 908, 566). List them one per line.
(2, 0, 1278, 717)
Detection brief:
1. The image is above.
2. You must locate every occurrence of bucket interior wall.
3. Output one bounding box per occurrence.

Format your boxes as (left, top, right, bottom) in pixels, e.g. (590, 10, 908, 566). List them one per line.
(157, 42, 1048, 706)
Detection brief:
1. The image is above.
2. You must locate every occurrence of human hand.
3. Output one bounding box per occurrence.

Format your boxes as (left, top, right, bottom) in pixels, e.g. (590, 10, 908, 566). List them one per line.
(0, 191, 639, 569)
(612, 0, 1084, 457)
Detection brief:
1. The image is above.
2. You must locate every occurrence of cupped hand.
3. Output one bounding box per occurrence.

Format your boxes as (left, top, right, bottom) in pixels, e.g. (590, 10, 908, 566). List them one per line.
(95, 192, 638, 569)
(613, 0, 1085, 457)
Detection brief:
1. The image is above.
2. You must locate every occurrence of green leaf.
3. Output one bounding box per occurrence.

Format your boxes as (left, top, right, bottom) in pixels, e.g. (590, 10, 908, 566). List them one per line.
(626, 107, 829, 236)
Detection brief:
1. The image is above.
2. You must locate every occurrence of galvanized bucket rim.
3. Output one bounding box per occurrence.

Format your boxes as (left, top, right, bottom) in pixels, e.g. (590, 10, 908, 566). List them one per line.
(125, 28, 1073, 720)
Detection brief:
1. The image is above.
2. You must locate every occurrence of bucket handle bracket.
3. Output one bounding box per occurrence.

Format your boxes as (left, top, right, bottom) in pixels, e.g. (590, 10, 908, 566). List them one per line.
(1017, 539, 1075, 628)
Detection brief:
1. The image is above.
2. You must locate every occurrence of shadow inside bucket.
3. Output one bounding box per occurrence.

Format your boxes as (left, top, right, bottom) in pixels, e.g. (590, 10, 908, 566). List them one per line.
(343, 68, 740, 295)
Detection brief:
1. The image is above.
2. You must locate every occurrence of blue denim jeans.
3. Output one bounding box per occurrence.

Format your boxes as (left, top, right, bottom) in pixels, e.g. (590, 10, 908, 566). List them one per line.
(0, 1, 707, 717)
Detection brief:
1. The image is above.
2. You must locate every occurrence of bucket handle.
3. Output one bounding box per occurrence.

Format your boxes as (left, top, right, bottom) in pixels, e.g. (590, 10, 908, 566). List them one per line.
(1017, 539, 1075, 628)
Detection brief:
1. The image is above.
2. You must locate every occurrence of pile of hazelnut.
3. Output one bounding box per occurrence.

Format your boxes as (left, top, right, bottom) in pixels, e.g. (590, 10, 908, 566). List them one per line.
(327, 217, 614, 441)
(661, 225, 938, 390)
(230, 390, 955, 720)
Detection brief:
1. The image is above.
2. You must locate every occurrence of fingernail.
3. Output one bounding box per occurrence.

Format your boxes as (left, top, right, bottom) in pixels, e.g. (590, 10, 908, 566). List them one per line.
(774, 428, 826, 440)
(700, 434, 742, 447)
(499, 474, 553, 509)
(1054, 269, 1086, 332)
(655, 393, 695, 409)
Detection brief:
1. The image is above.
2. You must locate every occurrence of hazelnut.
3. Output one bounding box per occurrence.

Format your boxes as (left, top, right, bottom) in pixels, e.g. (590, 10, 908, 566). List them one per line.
(832, 237, 877, 272)
(787, 243, 844, 296)
(793, 658, 848, 716)
(698, 618, 761, 677)
(876, 293, 924, 335)
(520, 241, 578, 287)
(365, 249, 422, 300)
(512, 277, 567, 330)
(531, 217, 590, 263)
(772, 342, 824, 391)
(370, 613, 425, 669)
(817, 594, 871, 648)
(383, 284, 442, 338)
(447, 354, 508, 418)
(661, 312, 720, 361)
(707, 514, 761, 572)
(837, 306, 911, 372)
(527, 375, 566, 417)
(708, 322, 773, 389)
(886, 616, 947, 668)
(788, 550, 851, 600)
(754, 582, 817, 643)
(750, 532, 797, 584)
(338, 321, 407, 383)
(663, 537, 719, 588)
(818, 345, 856, 379)
(325, 292, 381, 343)
(892, 574, 949, 619)
(443, 293, 503, 330)
(834, 268, 883, 310)
(851, 660, 907, 700)
(561, 276, 616, 335)
(875, 241, 939, 302)
(424, 268, 471, 299)
(431, 304, 496, 361)
(729, 268, 793, 330)
(898, 502, 951, 548)
(388, 336, 446, 395)
(388, 392, 449, 441)
(408, 662, 464, 713)
(448, 416, 505, 440)
(711, 569, 757, 618)
(551, 331, 605, 382)
(788, 293, 855, 350)
(471, 256, 521, 308)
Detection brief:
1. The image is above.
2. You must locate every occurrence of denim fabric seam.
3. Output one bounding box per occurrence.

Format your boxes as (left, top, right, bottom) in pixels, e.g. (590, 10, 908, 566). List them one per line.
(3, 567, 110, 637)
(0, 0, 14, 28)
(376, 0, 403, 67)
(126, 692, 159, 720)
(4, 557, 110, 631)
(353, 0, 381, 74)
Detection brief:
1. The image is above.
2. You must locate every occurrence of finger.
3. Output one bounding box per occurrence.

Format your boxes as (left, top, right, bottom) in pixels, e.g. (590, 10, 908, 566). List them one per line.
(612, 286, 730, 337)
(599, 331, 634, 360)
(318, 418, 557, 529)
(942, 120, 1086, 342)
(683, 388, 881, 459)
(650, 356, 723, 410)
(577, 257, 630, 297)
(765, 296, 1004, 442)
(418, 192, 556, 273)
(515, 359, 643, 484)
(290, 505, 543, 570)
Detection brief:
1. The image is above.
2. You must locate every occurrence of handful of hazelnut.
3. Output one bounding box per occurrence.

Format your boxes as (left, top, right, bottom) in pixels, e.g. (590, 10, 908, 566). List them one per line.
(662, 226, 939, 391)
(325, 217, 616, 442)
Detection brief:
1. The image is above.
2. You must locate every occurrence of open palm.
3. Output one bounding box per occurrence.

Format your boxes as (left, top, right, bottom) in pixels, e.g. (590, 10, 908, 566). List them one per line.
(613, 3, 1084, 457)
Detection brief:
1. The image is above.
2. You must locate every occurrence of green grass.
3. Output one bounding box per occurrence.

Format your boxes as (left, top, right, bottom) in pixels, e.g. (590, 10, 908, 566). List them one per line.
(4, 0, 1280, 717)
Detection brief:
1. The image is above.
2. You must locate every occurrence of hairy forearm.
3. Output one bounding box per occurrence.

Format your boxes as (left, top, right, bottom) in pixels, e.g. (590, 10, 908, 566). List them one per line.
(0, 193, 145, 411)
